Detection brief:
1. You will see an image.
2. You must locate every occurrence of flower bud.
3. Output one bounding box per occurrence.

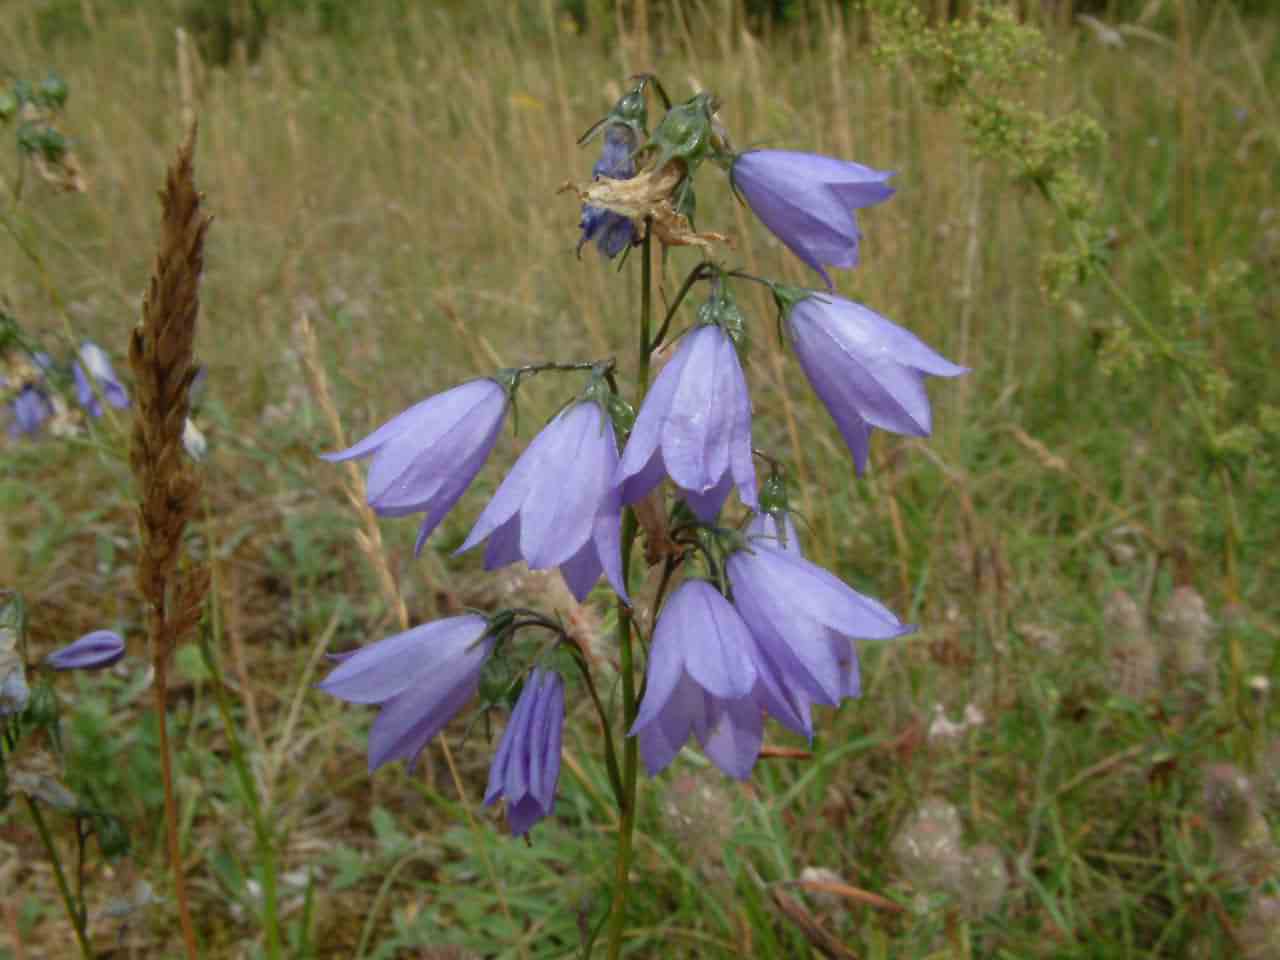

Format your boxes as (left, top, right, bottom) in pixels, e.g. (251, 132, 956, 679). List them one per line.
(44, 629, 125, 671)
(644, 93, 718, 176)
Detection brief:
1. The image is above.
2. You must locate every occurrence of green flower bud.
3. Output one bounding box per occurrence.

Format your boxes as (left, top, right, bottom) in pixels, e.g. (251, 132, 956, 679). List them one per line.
(643, 93, 718, 177)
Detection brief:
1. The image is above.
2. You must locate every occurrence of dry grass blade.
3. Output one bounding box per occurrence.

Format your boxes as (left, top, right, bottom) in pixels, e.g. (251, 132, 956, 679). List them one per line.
(769, 887, 860, 960)
(127, 119, 211, 960)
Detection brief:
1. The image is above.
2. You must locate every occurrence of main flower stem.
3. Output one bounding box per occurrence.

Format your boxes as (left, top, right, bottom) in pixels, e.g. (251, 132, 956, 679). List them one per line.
(24, 796, 93, 960)
(606, 225, 653, 960)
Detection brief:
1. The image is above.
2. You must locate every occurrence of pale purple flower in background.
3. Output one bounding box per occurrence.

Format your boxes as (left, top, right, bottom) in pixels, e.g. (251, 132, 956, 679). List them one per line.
(630, 580, 763, 780)
(746, 509, 803, 556)
(8, 384, 53, 437)
(322, 379, 508, 553)
(732, 150, 895, 288)
(45, 630, 126, 671)
(484, 667, 564, 836)
(72, 341, 130, 417)
(579, 125, 637, 259)
(614, 324, 756, 521)
(788, 294, 966, 473)
(457, 400, 627, 602)
(318, 614, 493, 772)
(727, 543, 912, 736)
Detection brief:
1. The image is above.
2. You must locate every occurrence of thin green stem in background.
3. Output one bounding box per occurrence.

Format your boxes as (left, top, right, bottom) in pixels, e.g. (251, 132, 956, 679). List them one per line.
(24, 795, 93, 960)
(196, 621, 281, 960)
(606, 224, 653, 960)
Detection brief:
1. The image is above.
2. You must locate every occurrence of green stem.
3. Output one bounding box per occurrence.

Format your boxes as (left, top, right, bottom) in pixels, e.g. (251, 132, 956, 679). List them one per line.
(24, 796, 94, 960)
(606, 224, 653, 960)
(197, 625, 281, 960)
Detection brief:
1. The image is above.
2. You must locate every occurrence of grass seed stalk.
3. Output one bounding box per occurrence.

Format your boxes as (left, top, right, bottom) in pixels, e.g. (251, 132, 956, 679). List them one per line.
(127, 120, 211, 960)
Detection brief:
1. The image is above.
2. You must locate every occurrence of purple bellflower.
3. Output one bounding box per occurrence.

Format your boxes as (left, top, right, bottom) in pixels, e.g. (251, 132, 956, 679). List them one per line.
(786, 293, 966, 473)
(72, 341, 130, 417)
(614, 324, 756, 521)
(484, 667, 564, 836)
(579, 125, 638, 259)
(9, 385, 53, 437)
(727, 542, 912, 738)
(319, 614, 494, 772)
(630, 580, 763, 780)
(457, 400, 627, 602)
(45, 630, 126, 671)
(322, 379, 509, 553)
(732, 150, 895, 289)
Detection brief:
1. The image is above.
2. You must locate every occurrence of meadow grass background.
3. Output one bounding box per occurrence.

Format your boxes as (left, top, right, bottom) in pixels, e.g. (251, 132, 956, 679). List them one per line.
(1, 0, 1278, 956)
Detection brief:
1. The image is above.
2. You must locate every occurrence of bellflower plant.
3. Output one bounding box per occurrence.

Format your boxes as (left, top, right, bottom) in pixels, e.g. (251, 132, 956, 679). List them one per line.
(319, 614, 495, 771)
(322, 378, 509, 553)
(457, 396, 627, 602)
(731, 150, 895, 288)
(780, 289, 966, 473)
(320, 73, 960, 960)
(484, 666, 565, 836)
(614, 322, 756, 521)
(44, 629, 126, 671)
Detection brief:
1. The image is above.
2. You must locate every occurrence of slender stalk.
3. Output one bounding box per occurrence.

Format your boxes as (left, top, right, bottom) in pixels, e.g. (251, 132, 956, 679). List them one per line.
(606, 224, 653, 960)
(153, 661, 199, 957)
(24, 796, 93, 960)
(197, 625, 280, 959)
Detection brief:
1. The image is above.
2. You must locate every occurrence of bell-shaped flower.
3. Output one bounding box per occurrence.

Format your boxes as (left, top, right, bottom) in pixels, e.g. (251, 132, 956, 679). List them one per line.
(322, 379, 509, 553)
(732, 150, 895, 288)
(614, 324, 756, 521)
(319, 614, 494, 772)
(579, 125, 638, 259)
(8, 385, 53, 437)
(72, 341, 130, 417)
(484, 667, 564, 836)
(45, 630, 126, 671)
(787, 294, 965, 473)
(630, 580, 763, 780)
(727, 543, 912, 736)
(457, 400, 627, 602)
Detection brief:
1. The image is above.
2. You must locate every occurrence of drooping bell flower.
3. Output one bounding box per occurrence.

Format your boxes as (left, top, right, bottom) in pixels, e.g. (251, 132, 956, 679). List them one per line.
(45, 630, 126, 671)
(783, 291, 965, 473)
(726, 542, 912, 736)
(579, 125, 639, 259)
(458, 399, 627, 602)
(321, 378, 509, 553)
(630, 580, 763, 780)
(8, 384, 53, 437)
(484, 667, 565, 836)
(731, 150, 895, 288)
(319, 614, 494, 772)
(614, 324, 756, 521)
(72, 341, 130, 417)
